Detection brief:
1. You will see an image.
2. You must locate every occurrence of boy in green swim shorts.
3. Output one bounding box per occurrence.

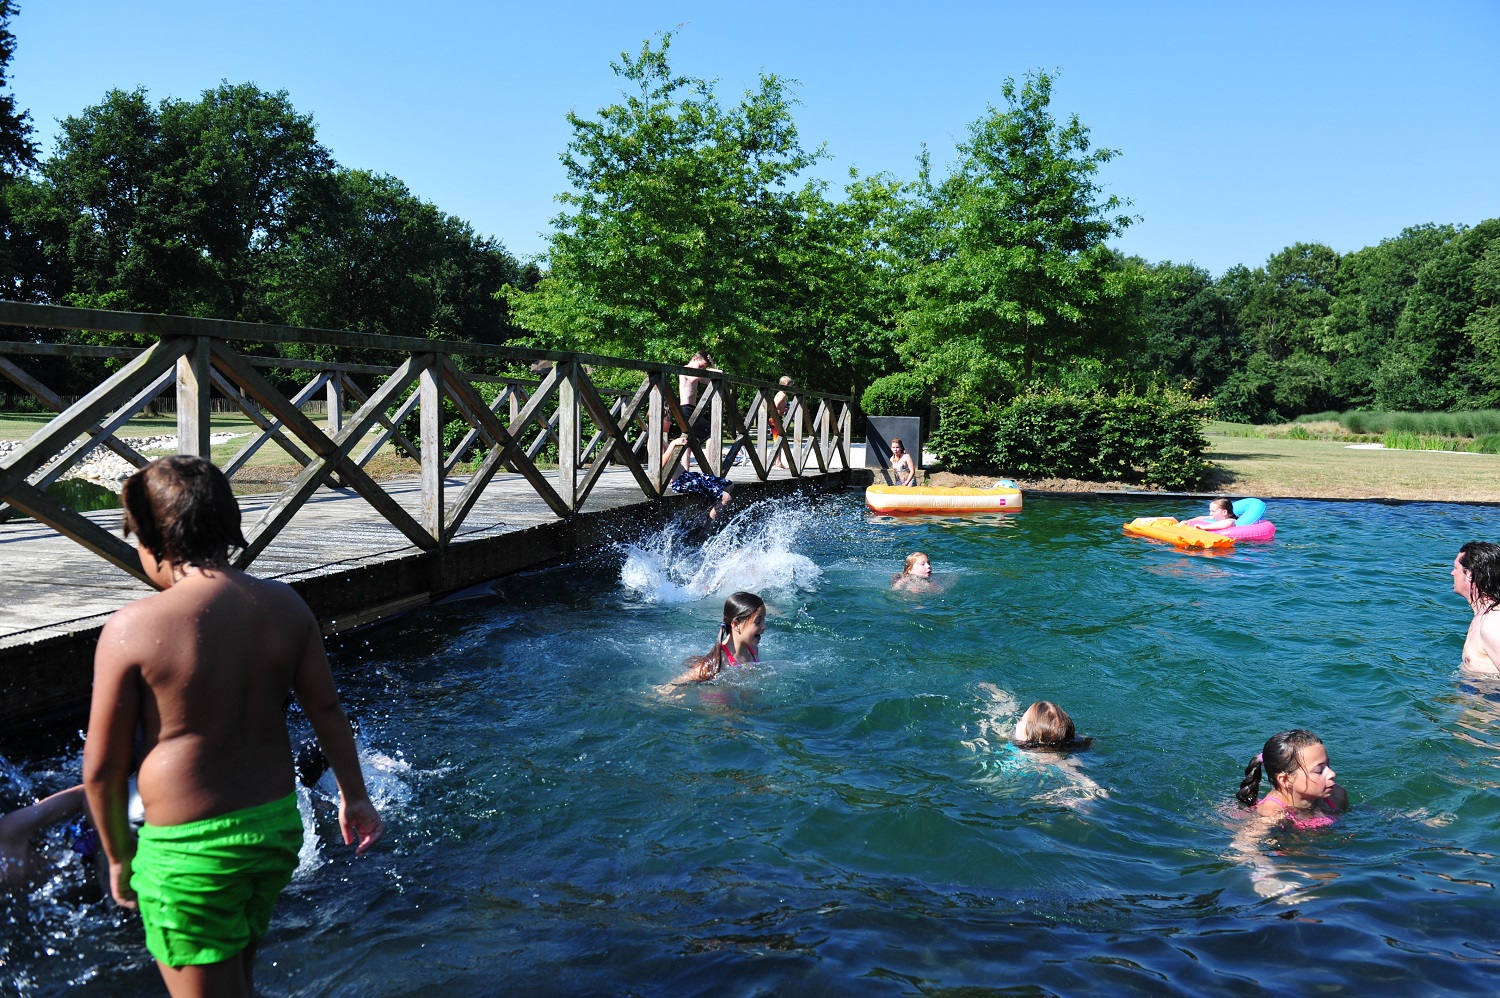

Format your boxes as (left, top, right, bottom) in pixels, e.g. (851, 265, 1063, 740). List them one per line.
(84, 456, 383, 997)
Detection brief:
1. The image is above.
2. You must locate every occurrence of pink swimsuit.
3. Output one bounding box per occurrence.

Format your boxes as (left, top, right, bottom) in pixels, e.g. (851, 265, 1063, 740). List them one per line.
(1260, 793, 1337, 829)
(721, 644, 758, 668)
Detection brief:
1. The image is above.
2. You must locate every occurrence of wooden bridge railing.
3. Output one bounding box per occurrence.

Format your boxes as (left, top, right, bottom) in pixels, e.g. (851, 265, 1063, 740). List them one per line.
(0, 301, 855, 586)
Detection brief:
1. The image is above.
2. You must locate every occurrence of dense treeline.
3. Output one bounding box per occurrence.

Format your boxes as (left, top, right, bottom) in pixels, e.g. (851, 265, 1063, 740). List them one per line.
(1136, 223, 1500, 421)
(0, 2, 531, 396)
(1, 12, 1495, 430)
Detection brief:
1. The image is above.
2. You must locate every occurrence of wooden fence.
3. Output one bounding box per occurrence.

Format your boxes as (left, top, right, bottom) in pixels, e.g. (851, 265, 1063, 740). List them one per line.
(0, 301, 855, 587)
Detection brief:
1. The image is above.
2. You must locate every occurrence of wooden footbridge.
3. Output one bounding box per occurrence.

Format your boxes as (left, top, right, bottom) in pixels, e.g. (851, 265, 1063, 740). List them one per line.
(0, 302, 861, 726)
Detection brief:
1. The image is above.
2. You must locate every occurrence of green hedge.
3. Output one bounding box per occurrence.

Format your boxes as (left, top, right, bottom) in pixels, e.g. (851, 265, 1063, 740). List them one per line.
(930, 387, 1212, 489)
(861, 372, 928, 418)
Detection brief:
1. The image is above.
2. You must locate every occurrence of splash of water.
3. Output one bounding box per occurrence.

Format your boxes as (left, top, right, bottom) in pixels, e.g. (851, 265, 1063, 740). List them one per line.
(619, 500, 822, 603)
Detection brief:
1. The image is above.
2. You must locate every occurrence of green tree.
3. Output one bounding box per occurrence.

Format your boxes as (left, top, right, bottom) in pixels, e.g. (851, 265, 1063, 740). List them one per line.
(24, 83, 333, 320)
(897, 70, 1142, 396)
(504, 33, 823, 376)
(0, 0, 48, 305)
(267, 168, 526, 359)
(1317, 224, 1458, 407)
(1134, 259, 1243, 396)
(1375, 218, 1500, 409)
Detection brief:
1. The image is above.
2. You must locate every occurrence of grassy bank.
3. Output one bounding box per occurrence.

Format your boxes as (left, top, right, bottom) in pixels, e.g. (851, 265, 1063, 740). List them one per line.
(931, 421, 1500, 502)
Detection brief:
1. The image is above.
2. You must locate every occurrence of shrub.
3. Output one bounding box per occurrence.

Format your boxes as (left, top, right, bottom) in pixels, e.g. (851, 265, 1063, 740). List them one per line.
(928, 387, 998, 472)
(933, 386, 1211, 489)
(861, 372, 928, 418)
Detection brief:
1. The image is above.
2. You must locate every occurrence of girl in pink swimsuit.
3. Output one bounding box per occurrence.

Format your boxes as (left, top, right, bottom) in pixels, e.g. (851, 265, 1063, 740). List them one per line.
(671, 592, 767, 684)
(1236, 729, 1348, 828)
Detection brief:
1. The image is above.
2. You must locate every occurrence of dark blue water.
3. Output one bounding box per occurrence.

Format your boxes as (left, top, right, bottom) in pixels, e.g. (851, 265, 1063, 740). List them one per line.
(6, 493, 1500, 996)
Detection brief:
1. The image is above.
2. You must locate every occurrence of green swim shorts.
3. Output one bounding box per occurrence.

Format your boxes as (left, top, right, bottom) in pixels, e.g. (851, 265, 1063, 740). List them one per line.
(131, 792, 304, 967)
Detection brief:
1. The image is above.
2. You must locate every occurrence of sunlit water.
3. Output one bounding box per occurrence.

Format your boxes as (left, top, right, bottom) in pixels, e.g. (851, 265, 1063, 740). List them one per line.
(5, 493, 1500, 995)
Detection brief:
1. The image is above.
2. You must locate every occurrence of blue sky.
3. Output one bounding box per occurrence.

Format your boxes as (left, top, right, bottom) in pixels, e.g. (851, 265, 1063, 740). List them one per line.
(12, 1, 1499, 275)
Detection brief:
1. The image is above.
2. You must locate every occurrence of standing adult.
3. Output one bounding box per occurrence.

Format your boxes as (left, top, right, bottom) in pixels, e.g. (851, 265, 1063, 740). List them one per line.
(1453, 541, 1500, 675)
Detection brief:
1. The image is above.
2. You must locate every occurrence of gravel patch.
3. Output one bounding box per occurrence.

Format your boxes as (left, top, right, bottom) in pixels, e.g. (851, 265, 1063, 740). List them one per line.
(0, 433, 246, 492)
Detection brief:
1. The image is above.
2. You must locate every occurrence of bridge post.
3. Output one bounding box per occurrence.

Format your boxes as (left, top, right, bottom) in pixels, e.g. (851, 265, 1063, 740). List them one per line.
(419, 356, 444, 545)
(558, 361, 580, 510)
(708, 379, 724, 476)
(176, 336, 212, 456)
(647, 373, 664, 493)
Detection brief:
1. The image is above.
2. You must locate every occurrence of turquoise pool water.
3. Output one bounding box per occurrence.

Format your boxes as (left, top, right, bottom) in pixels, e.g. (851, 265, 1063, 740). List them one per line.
(5, 492, 1500, 995)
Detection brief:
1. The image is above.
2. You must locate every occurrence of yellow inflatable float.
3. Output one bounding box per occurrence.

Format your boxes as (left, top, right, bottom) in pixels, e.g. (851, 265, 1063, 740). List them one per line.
(1122, 516, 1234, 549)
(865, 484, 1023, 515)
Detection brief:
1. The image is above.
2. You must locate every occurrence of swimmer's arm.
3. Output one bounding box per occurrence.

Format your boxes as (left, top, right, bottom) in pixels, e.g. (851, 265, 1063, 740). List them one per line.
(290, 604, 383, 855)
(669, 657, 720, 685)
(83, 613, 143, 908)
(0, 785, 86, 849)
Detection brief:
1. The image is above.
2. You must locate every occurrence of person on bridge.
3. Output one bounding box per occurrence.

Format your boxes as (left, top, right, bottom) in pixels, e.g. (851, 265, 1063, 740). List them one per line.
(83, 455, 383, 998)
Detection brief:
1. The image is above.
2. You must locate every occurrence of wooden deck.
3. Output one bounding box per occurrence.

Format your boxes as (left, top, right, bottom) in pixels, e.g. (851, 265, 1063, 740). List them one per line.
(1, 464, 862, 725)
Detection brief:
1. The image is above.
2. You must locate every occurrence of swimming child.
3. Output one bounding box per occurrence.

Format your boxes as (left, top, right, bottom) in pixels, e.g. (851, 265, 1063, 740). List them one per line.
(1183, 498, 1237, 532)
(0, 784, 87, 893)
(1013, 701, 1094, 751)
(1236, 729, 1348, 827)
(82, 456, 382, 997)
(672, 591, 767, 684)
(891, 551, 933, 591)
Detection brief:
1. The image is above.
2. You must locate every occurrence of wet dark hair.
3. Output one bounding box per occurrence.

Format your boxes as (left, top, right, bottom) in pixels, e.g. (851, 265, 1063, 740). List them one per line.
(121, 455, 246, 570)
(684, 591, 765, 677)
(1459, 541, 1500, 611)
(1210, 498, 1233, 516)
(1016, 700, 1093, 752)
(1236, 729, 1323, 806)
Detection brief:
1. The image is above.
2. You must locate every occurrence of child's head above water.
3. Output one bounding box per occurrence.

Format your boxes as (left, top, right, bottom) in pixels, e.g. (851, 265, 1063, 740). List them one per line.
(903, 552, 931, 578)
(720, 591, 766, 642)
(1236, 729, 1337, 807)
(1014, 701, 1091, 751)
(121, 456, 247, 570)
(1209, 498, 1234, 520)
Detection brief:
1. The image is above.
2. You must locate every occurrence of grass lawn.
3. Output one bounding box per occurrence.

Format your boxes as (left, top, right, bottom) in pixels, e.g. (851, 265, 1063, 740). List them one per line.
(1201, 428, 1500, 502)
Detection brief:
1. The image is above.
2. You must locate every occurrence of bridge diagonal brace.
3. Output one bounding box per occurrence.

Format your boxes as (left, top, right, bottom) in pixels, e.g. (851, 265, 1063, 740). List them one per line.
(0, 336, 191, 501)
(438, 357, 570, 529)
(210, 345, 437, 565)
(570, 371, 654, 506)
(212, 367, 315, 476)
(720, 383, 768, 481)
(0, 355, 151, 469)
(2, 480, 152, 585)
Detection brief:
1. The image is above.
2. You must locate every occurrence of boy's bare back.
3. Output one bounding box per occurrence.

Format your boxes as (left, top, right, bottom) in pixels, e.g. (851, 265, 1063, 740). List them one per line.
(95, 568, 331, 827)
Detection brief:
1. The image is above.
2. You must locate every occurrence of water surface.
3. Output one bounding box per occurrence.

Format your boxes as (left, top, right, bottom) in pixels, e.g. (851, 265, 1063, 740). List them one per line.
(5, 493, 1499, 995)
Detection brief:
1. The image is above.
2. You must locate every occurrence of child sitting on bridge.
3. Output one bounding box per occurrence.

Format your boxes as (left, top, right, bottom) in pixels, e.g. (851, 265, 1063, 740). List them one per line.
(83, 455, 382, 997)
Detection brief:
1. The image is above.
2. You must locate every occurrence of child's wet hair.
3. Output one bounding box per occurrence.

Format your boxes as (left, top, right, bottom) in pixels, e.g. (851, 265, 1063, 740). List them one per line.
(1211, 498, 1234, 517)
(121, 455, 247, 570)
(903, 551, 928, 575)
(1236, 728, 1323, 806)
(1017, 701, 1092, 751)
(684, 591, 765, 676)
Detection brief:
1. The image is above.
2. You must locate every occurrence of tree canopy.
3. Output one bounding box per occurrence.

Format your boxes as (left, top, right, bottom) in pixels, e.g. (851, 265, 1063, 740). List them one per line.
(897, 71, 1144, 397)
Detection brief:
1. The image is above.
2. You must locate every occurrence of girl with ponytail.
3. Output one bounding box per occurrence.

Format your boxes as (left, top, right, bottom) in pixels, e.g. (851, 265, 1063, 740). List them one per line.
(672, 592, 767, 684)
(1237, 729, 1348, 827)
